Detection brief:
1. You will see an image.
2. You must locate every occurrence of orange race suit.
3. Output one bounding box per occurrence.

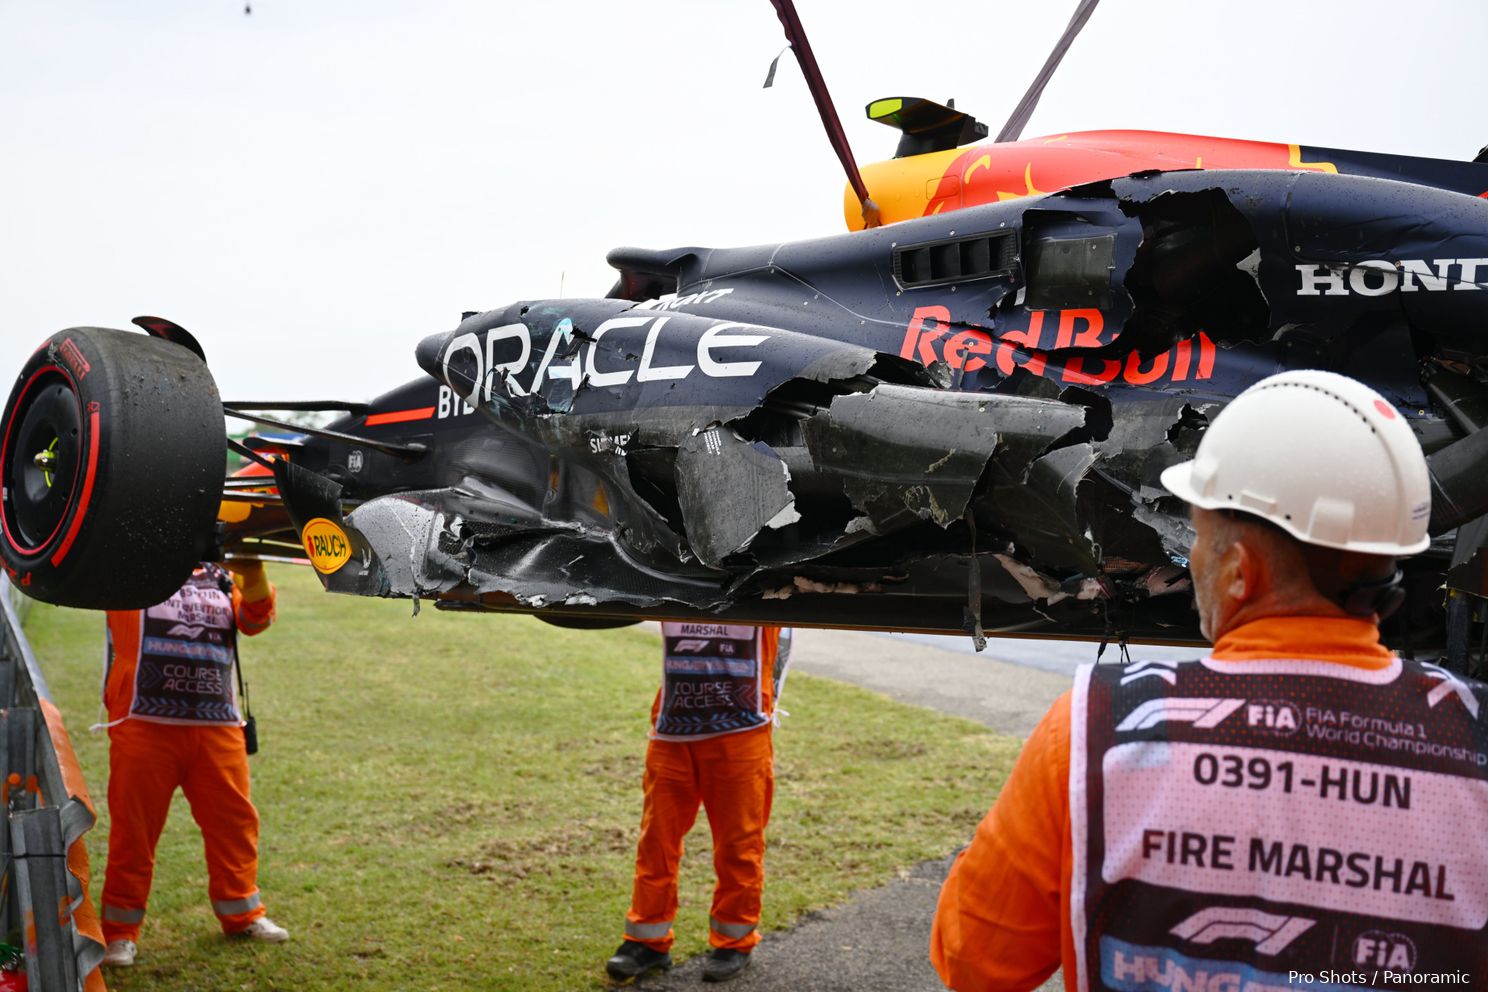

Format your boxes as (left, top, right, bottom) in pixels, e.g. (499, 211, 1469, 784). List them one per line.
(930, 616, 1488, 992)
(622, 623, 791, 954)
(100, 562, 275, 941)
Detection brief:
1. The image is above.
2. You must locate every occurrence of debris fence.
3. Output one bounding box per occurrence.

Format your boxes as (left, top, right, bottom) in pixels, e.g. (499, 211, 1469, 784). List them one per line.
(0, 576, 106, 992)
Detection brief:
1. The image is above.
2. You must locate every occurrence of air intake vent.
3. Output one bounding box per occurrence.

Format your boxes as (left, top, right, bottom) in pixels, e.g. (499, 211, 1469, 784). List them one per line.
(893, 231, 1017, 289)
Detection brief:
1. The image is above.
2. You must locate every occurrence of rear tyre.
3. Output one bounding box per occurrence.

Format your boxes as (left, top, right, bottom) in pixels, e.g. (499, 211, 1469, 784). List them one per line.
(1, 327, 225, 609)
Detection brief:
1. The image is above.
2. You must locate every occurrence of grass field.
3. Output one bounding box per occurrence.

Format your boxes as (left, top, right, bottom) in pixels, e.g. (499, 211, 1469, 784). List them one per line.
(23, 566, 1019, 991)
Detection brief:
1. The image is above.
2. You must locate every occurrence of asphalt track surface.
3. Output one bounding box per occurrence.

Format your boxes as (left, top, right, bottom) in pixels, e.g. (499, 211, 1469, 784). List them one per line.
(621, 628, 1210, 991)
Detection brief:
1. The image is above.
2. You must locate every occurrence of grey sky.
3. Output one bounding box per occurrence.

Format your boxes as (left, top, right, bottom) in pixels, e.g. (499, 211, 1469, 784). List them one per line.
(3, 0, 1484, 401)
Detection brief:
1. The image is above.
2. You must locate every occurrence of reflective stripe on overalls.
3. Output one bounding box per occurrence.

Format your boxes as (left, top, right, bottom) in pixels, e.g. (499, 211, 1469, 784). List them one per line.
(710, 916, 757, 940)
(101, 904, 146, 925)
(212, 891, 262, 917)
(624, 919, 672, 941)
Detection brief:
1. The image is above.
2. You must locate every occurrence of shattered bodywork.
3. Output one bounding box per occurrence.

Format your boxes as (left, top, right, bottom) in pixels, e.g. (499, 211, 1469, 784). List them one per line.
(226, 164, 1488, 649)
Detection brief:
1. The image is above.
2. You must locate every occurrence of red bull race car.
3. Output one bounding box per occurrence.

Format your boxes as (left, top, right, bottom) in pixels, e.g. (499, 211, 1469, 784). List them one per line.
(4, 89, 1488, 665)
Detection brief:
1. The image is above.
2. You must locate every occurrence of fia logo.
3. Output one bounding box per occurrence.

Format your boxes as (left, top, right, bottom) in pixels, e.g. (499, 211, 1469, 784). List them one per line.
(1245, 700, 1300, 736)
(348, 450, 364, 474)
(1353, 931, 1416, 972)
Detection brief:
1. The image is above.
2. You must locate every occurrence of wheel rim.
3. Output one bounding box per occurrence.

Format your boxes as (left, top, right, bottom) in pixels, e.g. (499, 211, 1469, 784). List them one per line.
(3, 369, 82, 553)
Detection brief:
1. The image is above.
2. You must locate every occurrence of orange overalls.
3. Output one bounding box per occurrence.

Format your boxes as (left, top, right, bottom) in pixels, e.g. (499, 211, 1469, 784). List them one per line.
(623, 624, 790, 953)
(99, 564, 275, 942)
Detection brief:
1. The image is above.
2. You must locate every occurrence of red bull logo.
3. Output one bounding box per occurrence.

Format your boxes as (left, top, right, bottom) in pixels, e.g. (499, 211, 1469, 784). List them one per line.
(929, 133, 1337, 216)
(900, 305, 1215, 388)
(855, 131, 1346, 229)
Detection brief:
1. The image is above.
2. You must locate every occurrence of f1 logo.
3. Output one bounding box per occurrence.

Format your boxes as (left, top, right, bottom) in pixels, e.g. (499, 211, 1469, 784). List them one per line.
(1116, 698, 1245, 732)
(1171, 908, 1314, 955)
(672, 639, 711, 653)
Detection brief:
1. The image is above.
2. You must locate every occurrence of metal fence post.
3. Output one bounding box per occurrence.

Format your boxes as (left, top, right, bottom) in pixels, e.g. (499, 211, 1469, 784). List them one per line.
(11, 807, 77, 992)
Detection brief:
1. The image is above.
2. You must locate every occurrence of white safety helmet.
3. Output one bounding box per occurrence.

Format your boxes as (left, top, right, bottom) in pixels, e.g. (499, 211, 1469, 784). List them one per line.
(1160, 369, 1431, 556)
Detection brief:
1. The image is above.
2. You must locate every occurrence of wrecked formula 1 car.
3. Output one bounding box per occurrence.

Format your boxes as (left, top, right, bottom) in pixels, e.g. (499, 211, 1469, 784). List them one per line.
(5, 127, 1488, 659)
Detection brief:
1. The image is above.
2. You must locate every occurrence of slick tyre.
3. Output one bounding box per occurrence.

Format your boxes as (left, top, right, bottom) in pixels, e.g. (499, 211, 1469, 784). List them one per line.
(1, 327, 225, 609)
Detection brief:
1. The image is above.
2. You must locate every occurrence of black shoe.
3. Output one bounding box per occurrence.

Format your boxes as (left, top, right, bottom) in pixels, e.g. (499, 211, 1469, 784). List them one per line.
(702, 948, 751, 983)
(605, 940, 673, 981)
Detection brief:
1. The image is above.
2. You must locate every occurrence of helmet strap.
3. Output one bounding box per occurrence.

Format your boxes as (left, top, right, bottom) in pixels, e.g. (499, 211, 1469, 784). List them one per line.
(1340, 569, 1405, 621)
